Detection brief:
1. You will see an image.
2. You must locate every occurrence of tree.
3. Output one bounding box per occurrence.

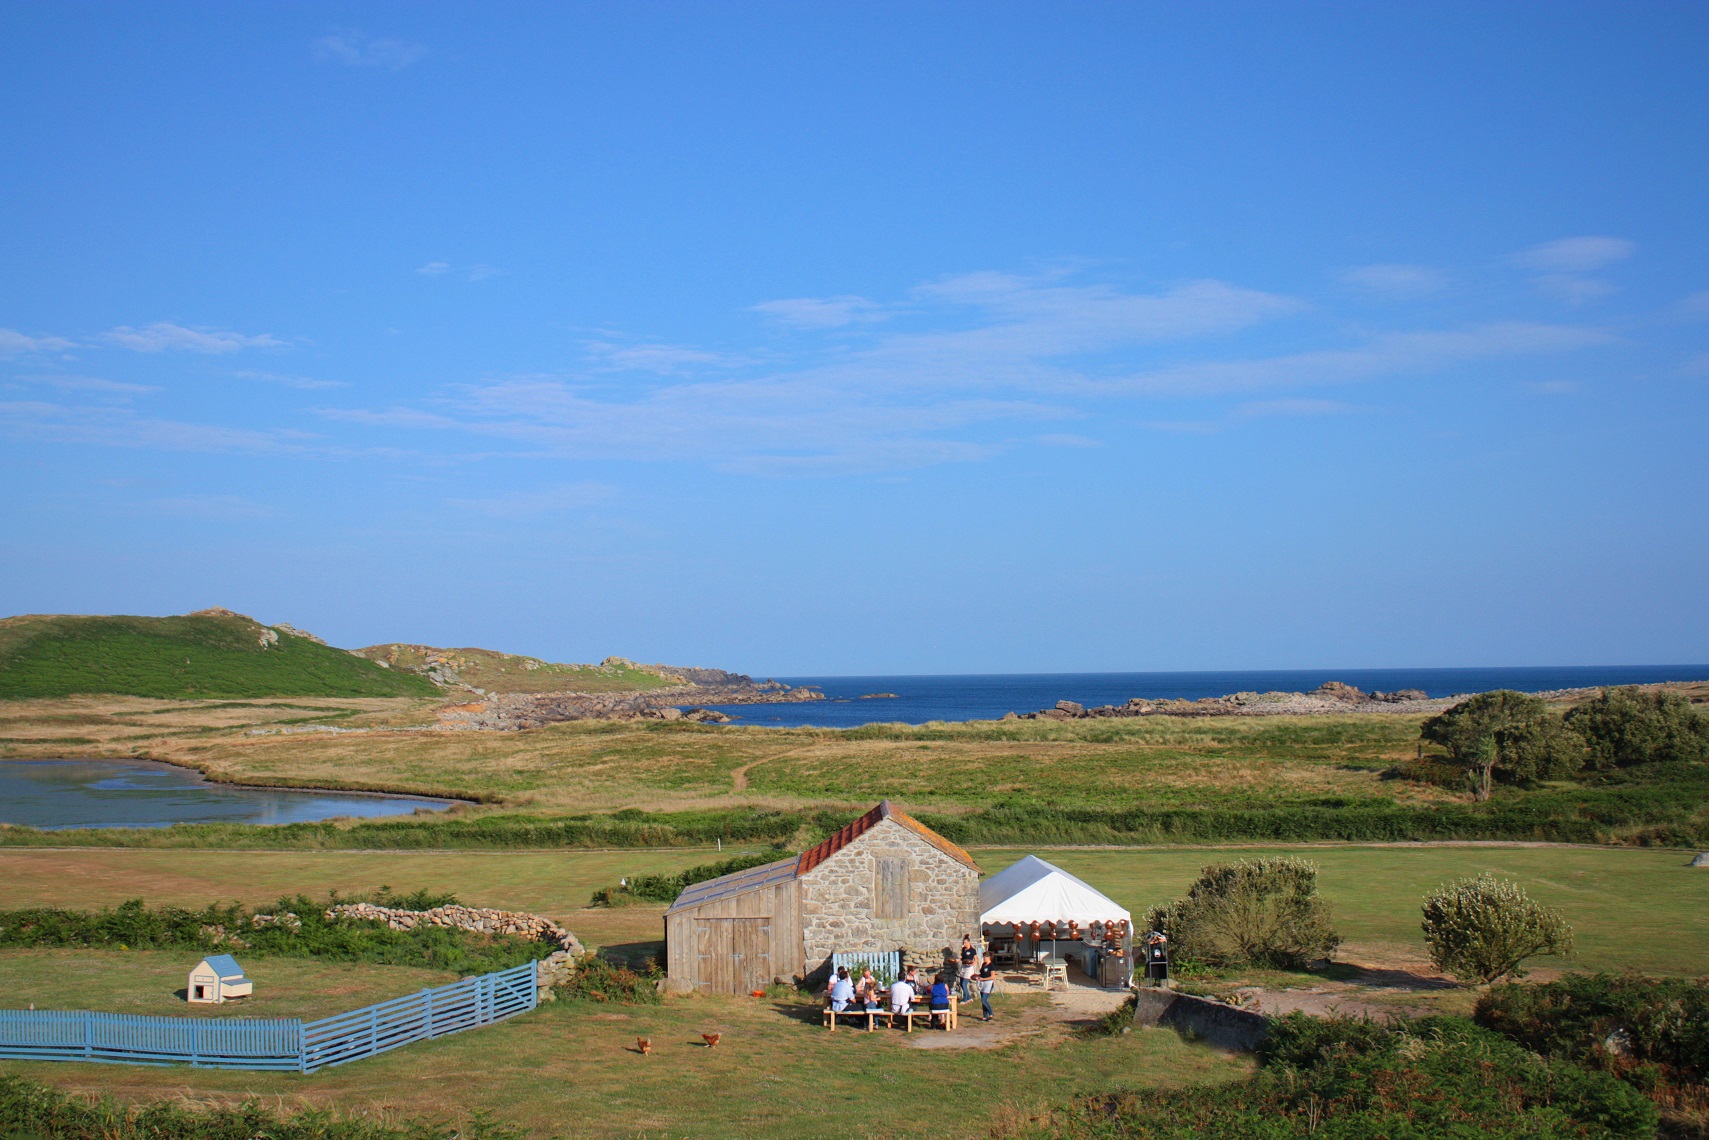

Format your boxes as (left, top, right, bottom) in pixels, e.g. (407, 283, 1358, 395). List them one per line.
(1422, 873, 1573, 984)
(1419, 690, 1583, 800)
(1146, 857, 1340, 969)
(1565, 686, 1709, 769)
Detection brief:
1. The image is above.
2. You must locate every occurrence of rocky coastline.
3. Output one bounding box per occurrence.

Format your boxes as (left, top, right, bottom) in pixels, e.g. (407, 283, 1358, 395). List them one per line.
(433, 676, 823, 730)
(1008, 680, 1454, 720)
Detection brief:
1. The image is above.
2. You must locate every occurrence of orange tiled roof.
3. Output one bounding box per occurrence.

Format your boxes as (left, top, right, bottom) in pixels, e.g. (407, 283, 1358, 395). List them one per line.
(795, 799, 979, 876)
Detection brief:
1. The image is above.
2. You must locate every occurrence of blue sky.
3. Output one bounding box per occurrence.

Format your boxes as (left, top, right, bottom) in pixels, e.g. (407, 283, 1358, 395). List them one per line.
(2, 2, 1706, 674)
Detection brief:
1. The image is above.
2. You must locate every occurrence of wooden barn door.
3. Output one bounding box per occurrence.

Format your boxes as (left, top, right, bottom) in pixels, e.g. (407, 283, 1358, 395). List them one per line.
(693, 918, 772, 993)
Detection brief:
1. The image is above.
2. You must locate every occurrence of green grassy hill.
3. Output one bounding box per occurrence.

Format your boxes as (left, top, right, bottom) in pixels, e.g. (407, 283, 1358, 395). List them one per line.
(353, 644, 683, 694)
(0, 610, 438, 700)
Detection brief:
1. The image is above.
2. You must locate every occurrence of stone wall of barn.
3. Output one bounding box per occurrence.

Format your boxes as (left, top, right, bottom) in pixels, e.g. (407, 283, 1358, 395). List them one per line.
(797, 818, 979, 979)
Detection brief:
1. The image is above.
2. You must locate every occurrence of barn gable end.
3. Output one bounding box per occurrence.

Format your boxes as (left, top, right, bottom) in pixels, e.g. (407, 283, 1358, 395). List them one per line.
(796, 801, 980, 976)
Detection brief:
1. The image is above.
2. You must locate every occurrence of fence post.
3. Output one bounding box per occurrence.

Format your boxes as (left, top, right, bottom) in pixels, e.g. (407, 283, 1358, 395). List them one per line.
(190, 1019, 200, 1067)
(368, 1005, 379, 1059)
(425, 987, 435, 1039)
(82, 1011, 91, 1060)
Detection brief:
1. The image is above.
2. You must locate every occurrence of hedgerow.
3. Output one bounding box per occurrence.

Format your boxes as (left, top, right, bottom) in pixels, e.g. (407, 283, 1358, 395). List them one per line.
(0, 1074, 523, 1140)
(0, 892, 552, 974)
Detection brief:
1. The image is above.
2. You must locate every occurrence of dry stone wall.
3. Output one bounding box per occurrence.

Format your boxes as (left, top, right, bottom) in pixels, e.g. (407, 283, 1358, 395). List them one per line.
(798, 818, 979, 980)
(323, 902, 582, 952)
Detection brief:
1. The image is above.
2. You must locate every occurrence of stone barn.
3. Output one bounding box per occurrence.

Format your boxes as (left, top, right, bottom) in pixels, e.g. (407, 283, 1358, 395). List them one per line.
(664, 800, 981, 994)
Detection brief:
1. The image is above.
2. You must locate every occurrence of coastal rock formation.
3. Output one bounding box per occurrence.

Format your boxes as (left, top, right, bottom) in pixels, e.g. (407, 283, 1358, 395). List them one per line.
(323, 902, 583, 953)
(1013, 682, 1454, 720)
(430, 679, 823, 730)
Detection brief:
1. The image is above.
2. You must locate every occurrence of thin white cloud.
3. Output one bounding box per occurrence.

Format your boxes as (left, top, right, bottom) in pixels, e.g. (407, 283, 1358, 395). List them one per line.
(0, 328, 76, 356)
(23, 374, 158, 397)
(416, 261, 451, 276)
(448, 482, 617, 518)
(1510, 237, 1635, 273)
(0, 400, 308, 453)
(1675, 290, 1709, 321)
(314, 30, 427, 71)
(465, 264, 503, 282)
(583, 341, 750, 374)
(1531, 275, 1616, 304)
(102, 323, 284, 353)
(752, 296, 884, 328)
(1114, 322, 1612, 398)
(1524, 381, 1580, 395)
(1035, 433, 1102, 448)
(1235, 399, 1358, 417)
(233, 370, 347, 390)
(1342, 264, 1445, 296)
(145, 494, 274, 520)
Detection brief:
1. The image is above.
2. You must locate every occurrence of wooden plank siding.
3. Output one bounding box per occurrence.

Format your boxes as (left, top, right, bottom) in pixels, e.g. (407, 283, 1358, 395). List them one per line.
(664, 881, 802, 993)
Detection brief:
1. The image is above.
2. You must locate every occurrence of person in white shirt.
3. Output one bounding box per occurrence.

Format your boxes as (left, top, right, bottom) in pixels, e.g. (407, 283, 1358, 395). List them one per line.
(889, 976, 914, 1015)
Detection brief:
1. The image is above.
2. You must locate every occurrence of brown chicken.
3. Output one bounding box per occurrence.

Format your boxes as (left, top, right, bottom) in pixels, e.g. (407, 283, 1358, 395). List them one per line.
(636, 1037, 651, 1055)
(701, 1032, 722, 1048)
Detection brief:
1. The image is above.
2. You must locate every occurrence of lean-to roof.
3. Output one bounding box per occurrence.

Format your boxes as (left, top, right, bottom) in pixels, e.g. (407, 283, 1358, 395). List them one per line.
(665, 855, 798, 914)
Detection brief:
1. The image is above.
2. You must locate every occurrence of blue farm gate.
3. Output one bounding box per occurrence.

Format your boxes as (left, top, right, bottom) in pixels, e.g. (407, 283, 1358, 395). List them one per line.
(0, 961, 538, 1074)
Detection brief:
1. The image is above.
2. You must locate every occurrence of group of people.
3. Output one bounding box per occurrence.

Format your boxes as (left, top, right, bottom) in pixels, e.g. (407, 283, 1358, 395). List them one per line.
(824, 934, 999, 1025)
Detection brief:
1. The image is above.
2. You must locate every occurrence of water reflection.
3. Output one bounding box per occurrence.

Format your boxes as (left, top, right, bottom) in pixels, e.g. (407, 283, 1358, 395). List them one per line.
(0, 759, 454, 830)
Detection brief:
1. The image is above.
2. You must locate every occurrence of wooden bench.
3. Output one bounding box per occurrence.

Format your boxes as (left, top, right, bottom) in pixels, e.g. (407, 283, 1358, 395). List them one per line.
(822, 1006, 882, 1031)
(822, 999, 959, 1032)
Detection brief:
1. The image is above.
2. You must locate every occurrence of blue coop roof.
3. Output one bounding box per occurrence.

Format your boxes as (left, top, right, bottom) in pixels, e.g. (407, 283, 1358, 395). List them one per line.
(199, 954, 246, 979)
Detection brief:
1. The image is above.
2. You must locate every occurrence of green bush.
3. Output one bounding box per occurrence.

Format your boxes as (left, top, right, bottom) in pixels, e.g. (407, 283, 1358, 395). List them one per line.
(1145, 857, 1340, 969)
(591, 848, 789, 905)
(0, 894, 552, 974)
(1477, 973, 1709, 1084)
(1421, 873, 1574, 984)
(1420, 690, 1584, 799)
(1027, 1014, 1656, 1139)
(0, 1073, 522, 1140)
(1568, 687, 1709, 769)
(556, 954, 661, 1004)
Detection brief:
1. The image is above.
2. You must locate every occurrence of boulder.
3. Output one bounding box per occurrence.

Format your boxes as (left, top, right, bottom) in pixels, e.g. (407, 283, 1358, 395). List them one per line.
(1312, 681, 1367, 703)
(1689, 852, 1709, 867)
(1055, 700, 1085, 714)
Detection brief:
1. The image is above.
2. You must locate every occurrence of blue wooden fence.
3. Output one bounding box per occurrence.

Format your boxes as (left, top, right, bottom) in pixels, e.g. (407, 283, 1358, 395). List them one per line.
(0, 961, 538, 1073)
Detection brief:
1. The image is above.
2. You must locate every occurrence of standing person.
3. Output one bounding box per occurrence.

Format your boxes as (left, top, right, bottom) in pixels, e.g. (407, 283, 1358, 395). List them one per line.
(976, 953, 996, 1021)
(957, 934, 979, 1001)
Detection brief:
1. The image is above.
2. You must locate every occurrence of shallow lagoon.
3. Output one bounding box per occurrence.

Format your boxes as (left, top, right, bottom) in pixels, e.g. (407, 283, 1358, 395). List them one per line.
(0, 759, 453, 830)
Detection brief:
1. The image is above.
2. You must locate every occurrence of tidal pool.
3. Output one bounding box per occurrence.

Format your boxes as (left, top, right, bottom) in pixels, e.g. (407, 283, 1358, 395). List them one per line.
(0, 759, 455, 830)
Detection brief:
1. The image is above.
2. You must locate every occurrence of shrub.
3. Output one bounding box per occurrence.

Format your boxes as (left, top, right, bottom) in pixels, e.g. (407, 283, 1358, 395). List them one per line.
(1420, 690, 1584, 799)
(1421, 873, 1574, 984)
(590, 848, 788, 905)
(0, 894, 553, 975)
(1027, 1014, 1656, 1139)
(1568, 687, 1709, 769)
(0, 1073, 522, 1139)
(1145, 857, 1340, 969)
(556, 954, 661, 1004)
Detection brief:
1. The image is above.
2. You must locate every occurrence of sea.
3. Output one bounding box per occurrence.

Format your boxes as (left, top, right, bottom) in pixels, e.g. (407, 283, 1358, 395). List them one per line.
(691, 665, 1709, 729)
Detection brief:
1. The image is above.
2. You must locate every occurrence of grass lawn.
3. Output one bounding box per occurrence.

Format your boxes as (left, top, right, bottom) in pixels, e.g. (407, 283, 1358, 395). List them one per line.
(0, 949, 454, 1021)
(3, 842, 1705, 975)
(1, 991, 1249, 1139)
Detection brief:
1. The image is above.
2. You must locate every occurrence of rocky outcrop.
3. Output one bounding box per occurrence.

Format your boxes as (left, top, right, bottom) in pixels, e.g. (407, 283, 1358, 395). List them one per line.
(1132, 987, 1270, 1052)
(324, 902, 583, 953)
(430, 680, 823, 730)
(1012, 683, 1454, 720)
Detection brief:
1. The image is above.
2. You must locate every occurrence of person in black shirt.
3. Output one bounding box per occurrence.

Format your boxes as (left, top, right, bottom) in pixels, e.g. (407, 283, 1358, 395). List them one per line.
(976, 953, 996, 1021)
(958, 934, 979, 1001)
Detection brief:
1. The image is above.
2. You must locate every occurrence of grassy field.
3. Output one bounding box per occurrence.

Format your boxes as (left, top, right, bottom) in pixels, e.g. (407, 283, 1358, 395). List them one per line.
(2, 843, 1704, 976)
(0, 949, 454, 1021)
(0, 989, 1248, 1140)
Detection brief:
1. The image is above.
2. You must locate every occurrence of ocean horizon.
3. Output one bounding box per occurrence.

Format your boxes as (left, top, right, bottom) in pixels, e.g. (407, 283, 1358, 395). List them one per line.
(693, 664, 1709, 728)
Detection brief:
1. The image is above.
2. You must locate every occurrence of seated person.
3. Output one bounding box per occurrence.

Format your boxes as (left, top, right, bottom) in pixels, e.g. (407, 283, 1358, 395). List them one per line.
(928, 973, 952, 1025)
(827, 966, 855, 1012)
(889, 974, 914, 1016)
(855, 968, 881, 1009)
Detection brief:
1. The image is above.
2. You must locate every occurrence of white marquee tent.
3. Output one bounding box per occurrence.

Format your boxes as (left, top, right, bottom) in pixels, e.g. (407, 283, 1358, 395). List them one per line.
(979, 855, 1131, 927)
